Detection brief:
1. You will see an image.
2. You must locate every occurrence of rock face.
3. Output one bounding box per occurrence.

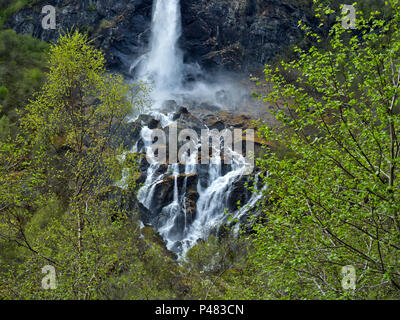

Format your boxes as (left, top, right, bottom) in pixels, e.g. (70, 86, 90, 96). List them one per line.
(180, 0, 311, 71)
(6, 0, 312, 73)
(6, 0, 153, 72)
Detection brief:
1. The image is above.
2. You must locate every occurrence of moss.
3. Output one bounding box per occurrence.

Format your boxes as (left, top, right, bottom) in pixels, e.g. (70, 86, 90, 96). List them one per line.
(98, 19, 114, 30)
(86, 4, 97, 12)
(0, 0, 41, 29)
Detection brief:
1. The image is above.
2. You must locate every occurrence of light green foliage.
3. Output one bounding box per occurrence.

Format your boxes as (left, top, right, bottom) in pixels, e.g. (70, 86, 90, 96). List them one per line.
(0, 31, 151, 299)
(250, 1, 400, 299)
(182, 231, 251, 300)
(0, 114, 10, 139)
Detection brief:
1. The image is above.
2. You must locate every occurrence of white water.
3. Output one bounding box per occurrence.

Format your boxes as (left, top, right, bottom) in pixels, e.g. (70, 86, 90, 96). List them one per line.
(136, 0, 183, 102)
(132, 0, 261, 258)
(180, 151, 252, 255)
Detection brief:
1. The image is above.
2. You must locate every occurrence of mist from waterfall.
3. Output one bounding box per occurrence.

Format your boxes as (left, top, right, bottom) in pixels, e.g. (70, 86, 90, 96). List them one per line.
(131, 0, 252, 112)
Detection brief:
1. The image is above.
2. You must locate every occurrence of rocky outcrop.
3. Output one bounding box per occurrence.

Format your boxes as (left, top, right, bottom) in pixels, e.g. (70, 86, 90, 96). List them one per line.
(6, 0, 312, 73)
(152, 174, 198, 213)
(6, 0, 153, 73)
(181, 0, 312, 71)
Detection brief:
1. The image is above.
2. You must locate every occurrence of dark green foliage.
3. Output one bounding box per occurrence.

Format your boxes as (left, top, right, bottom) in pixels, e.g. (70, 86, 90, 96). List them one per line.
(0, 29, 48, 122)
(0, 0, 41, 28)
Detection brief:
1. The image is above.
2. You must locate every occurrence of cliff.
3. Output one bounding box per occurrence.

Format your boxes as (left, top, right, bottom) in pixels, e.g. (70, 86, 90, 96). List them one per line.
(6, 0, 312, 73)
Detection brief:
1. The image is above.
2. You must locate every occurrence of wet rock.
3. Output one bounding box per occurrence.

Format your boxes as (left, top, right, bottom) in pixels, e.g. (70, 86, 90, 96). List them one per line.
(148, 118, 161, 130)
(231, 114, 254, 129)
(151, 174, 199, 213)
(227, 177, 252, 211)
(202, 114, 226, 131)
(172, 106, 189, 121)
(99, 105, 264, 255)
(135, 200, 153, 224)
(178, 106, 189, 115)
(115, 121, 142, 149)
(185, 189, 199, 224)
(167, 188, 199, 236)
(198, 102, 220, 114)
(164, 112, 208, 137)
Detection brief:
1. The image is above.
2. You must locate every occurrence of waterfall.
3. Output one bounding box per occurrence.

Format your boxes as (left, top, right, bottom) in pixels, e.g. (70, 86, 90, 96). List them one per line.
(137, 0, 183, 97)
(136, 125, 253, 257)
(131, 0, 260, 258)
(180, 151, 251, 255)
(130, 0, 249, 111)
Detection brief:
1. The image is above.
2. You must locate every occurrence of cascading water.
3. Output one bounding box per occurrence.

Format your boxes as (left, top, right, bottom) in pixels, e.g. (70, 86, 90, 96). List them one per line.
(131, 0, 261, 258)
(180, 151, 254, 255)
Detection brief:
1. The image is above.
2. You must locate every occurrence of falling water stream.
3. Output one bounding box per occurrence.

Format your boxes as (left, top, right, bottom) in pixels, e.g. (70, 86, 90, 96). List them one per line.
(130, 0, 263, 258)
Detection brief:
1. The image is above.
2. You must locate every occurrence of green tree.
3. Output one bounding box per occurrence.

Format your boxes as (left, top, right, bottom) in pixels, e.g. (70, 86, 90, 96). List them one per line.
(251, 1, 400, 299)
(0, 31, 149, 299)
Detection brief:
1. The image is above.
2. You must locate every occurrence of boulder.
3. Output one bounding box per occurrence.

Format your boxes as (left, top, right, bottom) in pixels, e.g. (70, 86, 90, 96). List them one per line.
(172, 106, 189, 121)
(151, 174, 199, 214)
